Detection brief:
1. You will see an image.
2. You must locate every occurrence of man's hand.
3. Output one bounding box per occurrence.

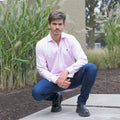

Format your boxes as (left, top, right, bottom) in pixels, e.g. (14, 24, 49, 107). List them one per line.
(56, 70, 71, 89)
(56, 78, 71, 89)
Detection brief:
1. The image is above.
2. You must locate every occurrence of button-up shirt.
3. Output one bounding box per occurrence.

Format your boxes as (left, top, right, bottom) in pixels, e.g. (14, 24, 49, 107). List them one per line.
(36, 32, 88, 83)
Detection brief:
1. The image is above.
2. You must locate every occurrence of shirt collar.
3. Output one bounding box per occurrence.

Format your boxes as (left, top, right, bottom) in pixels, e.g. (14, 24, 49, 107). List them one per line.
(47, 32, 66, 42)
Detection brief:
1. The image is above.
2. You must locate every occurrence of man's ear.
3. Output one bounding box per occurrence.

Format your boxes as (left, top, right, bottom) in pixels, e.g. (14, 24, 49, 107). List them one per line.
(48, 23, 50, 28)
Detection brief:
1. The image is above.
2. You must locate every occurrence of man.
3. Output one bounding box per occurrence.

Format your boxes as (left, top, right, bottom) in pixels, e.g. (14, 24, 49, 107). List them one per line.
(32, 11, 97, 117)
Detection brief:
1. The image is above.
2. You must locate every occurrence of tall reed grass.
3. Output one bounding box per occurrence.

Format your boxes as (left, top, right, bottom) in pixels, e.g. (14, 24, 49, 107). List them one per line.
(86, 48, 108, 69)
(94, 2, 120, 69)
(86, 47, 120, 69)
(0, 0, 54, 90)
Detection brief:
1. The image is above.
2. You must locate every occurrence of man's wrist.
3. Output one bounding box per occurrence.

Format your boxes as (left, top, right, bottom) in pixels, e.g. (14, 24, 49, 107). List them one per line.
(56, 79, 58, 84)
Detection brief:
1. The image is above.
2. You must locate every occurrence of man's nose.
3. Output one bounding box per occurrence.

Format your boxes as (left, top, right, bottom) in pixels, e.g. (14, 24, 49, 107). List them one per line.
(56, 24, 59, 28)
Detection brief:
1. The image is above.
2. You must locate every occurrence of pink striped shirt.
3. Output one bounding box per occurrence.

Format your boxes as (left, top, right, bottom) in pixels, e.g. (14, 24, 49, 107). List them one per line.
(36, 32, 88, 83)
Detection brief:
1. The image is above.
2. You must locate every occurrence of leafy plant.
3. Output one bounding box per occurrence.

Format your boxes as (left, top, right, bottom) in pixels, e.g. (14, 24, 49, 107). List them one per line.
(95, 2, 120, 68)
(0, 0, 54, 90)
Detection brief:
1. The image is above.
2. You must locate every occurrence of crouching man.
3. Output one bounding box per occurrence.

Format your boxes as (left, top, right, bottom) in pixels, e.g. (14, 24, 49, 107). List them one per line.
(32, 11, 97, 117)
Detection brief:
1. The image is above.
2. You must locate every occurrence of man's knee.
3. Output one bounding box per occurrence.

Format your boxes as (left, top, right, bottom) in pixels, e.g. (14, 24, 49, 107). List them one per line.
(86, 63, 97, 72)
(84, 63, 97, 84)
(32, 87, 44, 101)
(32, 79, 53, 101)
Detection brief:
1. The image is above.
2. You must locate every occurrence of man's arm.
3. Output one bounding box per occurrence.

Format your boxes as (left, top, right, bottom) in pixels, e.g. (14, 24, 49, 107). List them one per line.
(66, 36, 88, 76)
(36, 42, 58, 83)
(55, 36, 88, 89)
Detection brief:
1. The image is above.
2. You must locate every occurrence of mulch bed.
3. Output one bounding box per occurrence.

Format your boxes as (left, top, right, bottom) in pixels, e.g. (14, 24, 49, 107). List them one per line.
(0, 68, 120, 120)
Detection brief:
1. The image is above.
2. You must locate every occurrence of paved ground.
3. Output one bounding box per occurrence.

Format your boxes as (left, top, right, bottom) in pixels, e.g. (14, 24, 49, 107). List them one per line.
(19, 94, 120, 120)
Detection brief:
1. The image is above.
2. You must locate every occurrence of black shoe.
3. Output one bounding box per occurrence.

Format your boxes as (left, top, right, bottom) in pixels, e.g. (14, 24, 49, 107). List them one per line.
(51, 93, 63, 112)
(76, 104, 90, 117)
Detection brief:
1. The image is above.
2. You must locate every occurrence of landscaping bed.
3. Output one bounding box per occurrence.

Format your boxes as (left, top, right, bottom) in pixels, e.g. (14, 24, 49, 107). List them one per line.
(0, 68, 120, 120)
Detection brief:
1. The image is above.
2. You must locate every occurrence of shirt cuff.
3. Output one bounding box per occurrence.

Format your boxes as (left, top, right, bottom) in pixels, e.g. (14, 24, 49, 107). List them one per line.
(66, 67, 73, 74)
(51, 76, 59, 84)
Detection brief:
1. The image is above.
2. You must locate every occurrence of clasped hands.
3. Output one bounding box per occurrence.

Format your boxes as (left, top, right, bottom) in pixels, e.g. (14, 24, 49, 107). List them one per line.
(56, 70, 71, 89)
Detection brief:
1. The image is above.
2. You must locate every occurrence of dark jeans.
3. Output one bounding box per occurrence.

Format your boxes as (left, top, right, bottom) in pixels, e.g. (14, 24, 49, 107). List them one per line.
(32, 63, 97, 105)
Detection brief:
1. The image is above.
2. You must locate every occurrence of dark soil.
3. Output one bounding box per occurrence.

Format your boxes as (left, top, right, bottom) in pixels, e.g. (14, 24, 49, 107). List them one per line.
(0, 68, 120, 120)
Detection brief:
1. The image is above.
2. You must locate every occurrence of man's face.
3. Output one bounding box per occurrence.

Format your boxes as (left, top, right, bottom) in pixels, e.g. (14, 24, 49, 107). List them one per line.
(48, 19, 65, 37)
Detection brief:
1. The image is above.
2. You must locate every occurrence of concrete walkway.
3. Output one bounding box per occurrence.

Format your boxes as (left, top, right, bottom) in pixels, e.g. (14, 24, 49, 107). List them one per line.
(19, 94, 120, 120)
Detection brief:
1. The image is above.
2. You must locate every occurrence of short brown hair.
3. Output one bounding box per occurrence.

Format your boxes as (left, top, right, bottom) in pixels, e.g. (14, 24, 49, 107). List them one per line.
(48, 11, 66, 24)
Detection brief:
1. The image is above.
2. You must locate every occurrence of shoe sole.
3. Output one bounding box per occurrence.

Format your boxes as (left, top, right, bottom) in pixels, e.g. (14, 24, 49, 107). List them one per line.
(76, 109, 90, 117)
(51, 107, 62, 112)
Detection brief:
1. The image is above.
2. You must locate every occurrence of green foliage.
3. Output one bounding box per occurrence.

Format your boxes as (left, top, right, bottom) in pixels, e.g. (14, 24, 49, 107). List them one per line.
(86, 48, 120, 69)
(86, 0, 119, 49)
(104, 15, 120, 51)
(94, 2, 120, 69)
(104, 48, 120, 68)
(96, 2, 120, 51)
(86, 49, 108, 69)
(0, 0, 54, 90)
(103, 3, 120, 68)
